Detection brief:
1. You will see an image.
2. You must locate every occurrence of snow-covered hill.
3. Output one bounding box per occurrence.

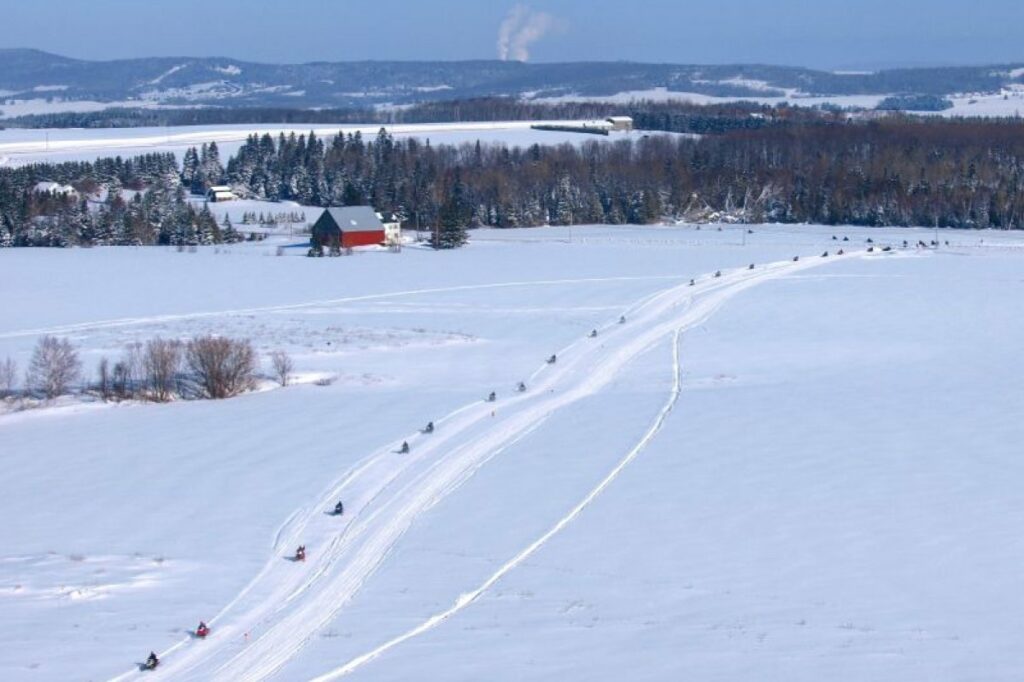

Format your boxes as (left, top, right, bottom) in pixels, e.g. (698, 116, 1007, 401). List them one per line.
(2, 224, 1023, 680)
(2, 49, 1024, 114)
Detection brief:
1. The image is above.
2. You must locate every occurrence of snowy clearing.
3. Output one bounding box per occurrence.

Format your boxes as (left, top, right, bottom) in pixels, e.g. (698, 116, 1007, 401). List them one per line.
(0, 121, 651, 166)
(3, 223, 1024, 680)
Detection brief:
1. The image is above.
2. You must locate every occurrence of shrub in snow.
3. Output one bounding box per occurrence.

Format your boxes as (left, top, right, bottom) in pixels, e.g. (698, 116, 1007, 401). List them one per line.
(26, 336, 81, 399)
(143, 338, 183, 402)
(270, 350, 293, 387)
(0, 357, 16, 398)
(186, 336, 257, 399)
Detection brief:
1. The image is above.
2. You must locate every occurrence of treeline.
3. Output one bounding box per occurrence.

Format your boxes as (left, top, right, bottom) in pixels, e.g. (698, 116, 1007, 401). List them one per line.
(1, 97, 832, 134)
(0, 152, 242, 247)
(223, 117, 1024, 230)
(6, 114, 1024, 249)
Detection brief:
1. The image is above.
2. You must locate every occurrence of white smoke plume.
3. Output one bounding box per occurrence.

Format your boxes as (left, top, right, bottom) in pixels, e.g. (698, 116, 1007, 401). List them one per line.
(497, 5, 555, 62)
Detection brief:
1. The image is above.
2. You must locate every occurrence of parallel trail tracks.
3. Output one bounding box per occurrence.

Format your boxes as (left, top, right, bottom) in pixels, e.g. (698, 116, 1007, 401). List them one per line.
(106, 252, 857, 681)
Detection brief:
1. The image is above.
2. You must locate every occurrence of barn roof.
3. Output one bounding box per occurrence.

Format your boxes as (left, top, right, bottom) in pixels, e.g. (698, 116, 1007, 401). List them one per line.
(321, 206, 385, 233)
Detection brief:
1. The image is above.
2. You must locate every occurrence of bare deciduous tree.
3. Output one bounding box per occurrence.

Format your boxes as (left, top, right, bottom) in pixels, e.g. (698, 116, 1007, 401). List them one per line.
(96, 357, 111, 401)
(270, 350, 293, 387)
(186, 336, 257, 399)
(26, 336, 81, 399)
(0, 357, 16, 398)
(143, 338, 182, 402)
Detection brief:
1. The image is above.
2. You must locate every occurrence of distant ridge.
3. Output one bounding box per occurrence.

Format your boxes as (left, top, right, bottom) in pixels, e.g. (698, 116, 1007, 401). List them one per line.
(0, 48, 1022, 110)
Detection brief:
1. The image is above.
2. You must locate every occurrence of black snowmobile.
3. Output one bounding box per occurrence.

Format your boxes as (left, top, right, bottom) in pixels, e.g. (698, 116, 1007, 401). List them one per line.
(399, 441, 410, 454)
(142, 652, 159, 671)
(547, 354, 557, 364)
(486, 392, 497, 402)
(423, 421, 435, 434)
(516, 382, 527, 393)
(332, 501, 344, 516)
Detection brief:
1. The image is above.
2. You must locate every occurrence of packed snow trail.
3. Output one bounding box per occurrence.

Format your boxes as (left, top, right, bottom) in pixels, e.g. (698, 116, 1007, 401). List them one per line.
(310, 325, 687, 681)
(108, 252, 857, 682)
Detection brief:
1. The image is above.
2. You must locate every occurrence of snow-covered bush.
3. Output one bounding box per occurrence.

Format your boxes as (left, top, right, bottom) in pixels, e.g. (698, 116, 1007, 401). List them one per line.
(26, 336, 81, 399)
(186, 336, 257, 399)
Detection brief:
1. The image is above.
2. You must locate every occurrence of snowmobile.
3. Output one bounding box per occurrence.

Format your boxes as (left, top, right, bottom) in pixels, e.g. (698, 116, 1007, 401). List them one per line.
(294, 545, 306, 562)
(423, 421, 434, 434)
(516, 382, 527, 393)
(831, 235, 838, 241)
(843, 236, 850, 242)
(689, 279, 695, 287)
(332, 501, 344, 516)
(399, 441, 410, 454)
(589, 329, 598, 338)
(748, 263, 755, 270)
(867, 246, 875, 253)
(547, 355, 557, 364)
(821, 251, 829, 258)
(714, 270, 722, 278)
(837, 249, 844, 255)
(793, 256, 799, 262)
(618, 315, 626, 324)
(487, 391, 497, 402)
(143, 652, 159, 671)
(196, 622, 210, 639)
(866, 237, 874, 244)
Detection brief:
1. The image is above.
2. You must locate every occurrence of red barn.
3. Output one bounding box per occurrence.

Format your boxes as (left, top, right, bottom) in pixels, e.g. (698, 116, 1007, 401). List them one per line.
(310, 207, 386, 252)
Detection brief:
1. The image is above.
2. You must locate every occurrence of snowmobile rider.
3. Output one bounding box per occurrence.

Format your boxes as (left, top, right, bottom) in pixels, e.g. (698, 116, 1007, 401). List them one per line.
(424, 421, 434, 434)
(145, 652, 159, 669)
(517, 381, 527, 392)
(295, 545, 306, 562)
(547, 354, 557, 364)
(333, 501, 344, 515)
(196, 621, 210, 638)
(399, 441, 410, 454)
(487, 391, 496, 402)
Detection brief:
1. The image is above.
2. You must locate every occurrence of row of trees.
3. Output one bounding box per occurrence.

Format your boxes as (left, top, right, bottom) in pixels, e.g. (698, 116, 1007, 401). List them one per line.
(1, 336, 294, 403)
(225, 118, 1024, 230)
(0, 154, 245, 247)
(7, 110, 1024, 248)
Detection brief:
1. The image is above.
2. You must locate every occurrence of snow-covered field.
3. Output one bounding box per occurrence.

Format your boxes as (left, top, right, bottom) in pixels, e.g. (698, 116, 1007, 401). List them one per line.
(0, 121, 651, 167)
(3, 223, 1024, 681)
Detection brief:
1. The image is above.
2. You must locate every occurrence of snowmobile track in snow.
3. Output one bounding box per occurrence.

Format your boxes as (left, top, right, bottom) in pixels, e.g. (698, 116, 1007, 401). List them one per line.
(107, 251, 864, 682)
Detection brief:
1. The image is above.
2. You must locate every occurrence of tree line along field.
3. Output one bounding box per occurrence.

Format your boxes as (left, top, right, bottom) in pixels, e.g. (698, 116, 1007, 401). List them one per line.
(5, 108, 1024, 248)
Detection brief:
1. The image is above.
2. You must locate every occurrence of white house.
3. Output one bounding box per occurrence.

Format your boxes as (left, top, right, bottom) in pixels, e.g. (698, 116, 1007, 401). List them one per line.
(377, 212, 402, 246)
(207, 185, 236, 202)
(605, 116, 634, 131)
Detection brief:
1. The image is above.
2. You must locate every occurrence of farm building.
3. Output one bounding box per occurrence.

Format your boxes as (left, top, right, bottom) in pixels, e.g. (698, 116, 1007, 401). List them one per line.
(207, 185, 236, 202)
(311, 206, 387, 250)
(605, 116, 634, 131)
(378, 212, 402, 246)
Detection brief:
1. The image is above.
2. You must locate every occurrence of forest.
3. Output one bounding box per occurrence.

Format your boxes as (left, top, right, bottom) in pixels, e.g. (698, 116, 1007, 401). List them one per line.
(4, 110, 1024, 248)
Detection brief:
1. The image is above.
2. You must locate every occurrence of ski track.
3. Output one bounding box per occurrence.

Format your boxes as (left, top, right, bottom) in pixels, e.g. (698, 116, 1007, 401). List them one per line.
(105, 252, 859, 682)
(0, 275, 683, 341)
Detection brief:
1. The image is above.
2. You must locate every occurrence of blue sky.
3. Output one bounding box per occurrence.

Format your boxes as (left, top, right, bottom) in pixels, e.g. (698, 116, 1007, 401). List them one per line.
(3, 0, 1023, 68)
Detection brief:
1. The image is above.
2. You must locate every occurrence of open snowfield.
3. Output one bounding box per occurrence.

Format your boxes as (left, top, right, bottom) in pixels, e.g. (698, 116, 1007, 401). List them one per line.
(0, 121, 652, 167)
(3, 223, 1024, 681)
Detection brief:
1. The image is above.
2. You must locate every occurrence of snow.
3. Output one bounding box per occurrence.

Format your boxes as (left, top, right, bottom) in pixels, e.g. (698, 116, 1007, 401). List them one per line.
(213, 65, 243, 77)
(531, 87, 889, 110)
(0, 121, 658, 166)
(147, 64, 190, 86)
(3, 223, 1024, 680)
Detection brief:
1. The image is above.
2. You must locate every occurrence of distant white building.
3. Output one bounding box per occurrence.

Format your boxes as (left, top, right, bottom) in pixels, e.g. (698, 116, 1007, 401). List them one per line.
(378, 212, 402, 246)
(605, 116, 634, 131)
(34, 181, 77, 196)
(207, 185, 236, 202)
